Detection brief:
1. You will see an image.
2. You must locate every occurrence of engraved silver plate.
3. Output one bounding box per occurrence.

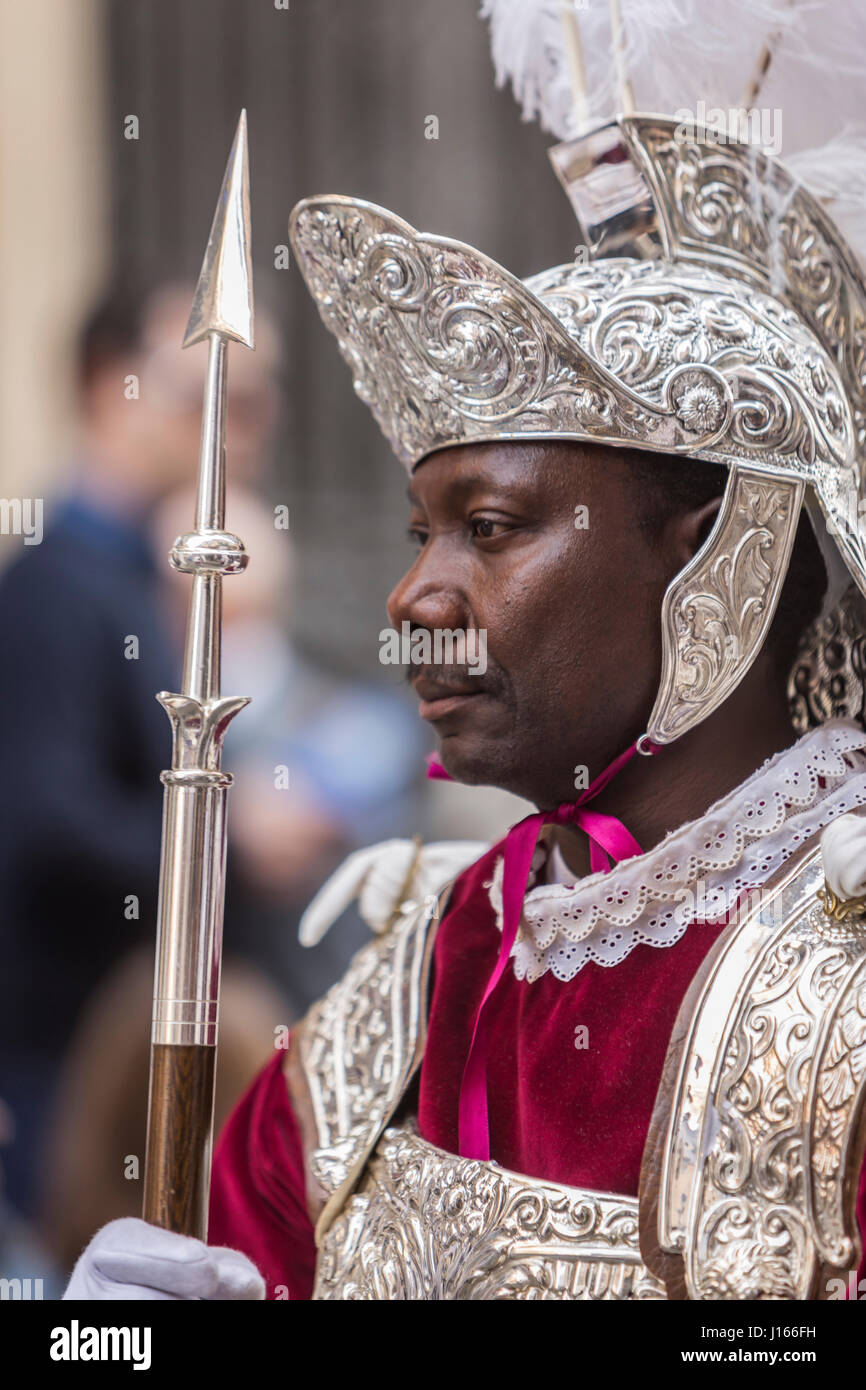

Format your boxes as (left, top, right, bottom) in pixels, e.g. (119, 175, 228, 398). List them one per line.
(658, 841, 866, 1299)
(789, 584, 866, 734)
(289, 195, 852, 489)
(649, 470, 805, 743)
(297, 893, 439, 1239)
(313, 1121, 666, 1301)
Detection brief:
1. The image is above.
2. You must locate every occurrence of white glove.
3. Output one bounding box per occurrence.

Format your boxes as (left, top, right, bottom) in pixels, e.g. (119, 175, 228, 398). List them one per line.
(821, 812, 866, 900)
(63, 1217, 266, 1301)
(299, 838, 488, 946)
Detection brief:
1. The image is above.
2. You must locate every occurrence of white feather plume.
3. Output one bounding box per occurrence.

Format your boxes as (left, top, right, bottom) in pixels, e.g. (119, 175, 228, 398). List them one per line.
(481, 1, 866, 137)
(786, 128, 866, 259)
(480, 0, 581, 139)
(480, 0, 812, 139)
(479, 0, 866, 262)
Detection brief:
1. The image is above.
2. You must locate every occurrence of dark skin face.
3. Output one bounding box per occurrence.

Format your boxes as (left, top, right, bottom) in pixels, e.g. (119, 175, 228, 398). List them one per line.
(387, 439, 796, 878)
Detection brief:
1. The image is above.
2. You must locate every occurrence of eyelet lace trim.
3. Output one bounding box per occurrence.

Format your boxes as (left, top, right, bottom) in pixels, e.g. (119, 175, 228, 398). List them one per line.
(486, 721, 866, 983)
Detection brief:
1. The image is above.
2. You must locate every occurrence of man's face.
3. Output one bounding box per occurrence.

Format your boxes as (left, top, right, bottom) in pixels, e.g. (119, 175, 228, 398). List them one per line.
(387, 439, 678, 808)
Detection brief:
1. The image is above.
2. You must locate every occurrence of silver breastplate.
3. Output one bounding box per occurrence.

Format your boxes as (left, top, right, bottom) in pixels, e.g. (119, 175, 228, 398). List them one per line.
(292, 839, 866, 1300)
(313, 1119, 666, 1300)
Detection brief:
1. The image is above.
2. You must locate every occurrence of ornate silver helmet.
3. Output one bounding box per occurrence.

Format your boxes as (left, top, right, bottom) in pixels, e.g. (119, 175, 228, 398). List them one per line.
(288, 11, 866, 748)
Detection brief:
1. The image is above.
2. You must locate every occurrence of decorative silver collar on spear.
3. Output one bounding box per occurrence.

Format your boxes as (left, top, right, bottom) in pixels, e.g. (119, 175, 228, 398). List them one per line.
(143, 111, 253, 1239)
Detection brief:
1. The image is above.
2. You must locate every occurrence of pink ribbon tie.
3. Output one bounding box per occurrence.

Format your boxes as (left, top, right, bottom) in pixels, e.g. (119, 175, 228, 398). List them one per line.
(428, 740, 660, 1161)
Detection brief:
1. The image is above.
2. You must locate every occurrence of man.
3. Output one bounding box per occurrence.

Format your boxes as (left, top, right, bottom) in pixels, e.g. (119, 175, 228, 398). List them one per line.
(66, 110, 866, 1300)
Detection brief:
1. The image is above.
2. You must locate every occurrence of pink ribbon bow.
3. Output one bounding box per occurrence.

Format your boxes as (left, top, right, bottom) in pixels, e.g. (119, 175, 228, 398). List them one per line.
(427, 740, 659, 1161)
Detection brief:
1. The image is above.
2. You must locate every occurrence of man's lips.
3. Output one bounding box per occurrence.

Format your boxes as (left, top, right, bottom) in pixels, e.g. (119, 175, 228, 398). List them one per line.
(412, 676, 489, 722)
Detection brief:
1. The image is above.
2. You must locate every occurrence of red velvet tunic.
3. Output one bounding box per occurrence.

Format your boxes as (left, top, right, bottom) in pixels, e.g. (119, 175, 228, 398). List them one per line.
(209, 839, 866, 1299)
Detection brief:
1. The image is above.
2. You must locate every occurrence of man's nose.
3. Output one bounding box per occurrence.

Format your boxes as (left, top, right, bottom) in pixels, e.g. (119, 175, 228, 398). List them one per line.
(386, 555, 466, 632)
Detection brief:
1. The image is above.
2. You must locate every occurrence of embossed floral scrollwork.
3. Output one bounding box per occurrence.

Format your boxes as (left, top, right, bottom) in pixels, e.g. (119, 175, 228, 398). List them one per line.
(315, 1123, 665, 1300)
(365, 236, 432, 309)
(789, 585, 866, 735)
(291, 194, 855, 480)
(664, 140, 770, 258)
(695, 1202, 800, 1300)
(664, 363, 733, 444)
(649, 471, 802, 741)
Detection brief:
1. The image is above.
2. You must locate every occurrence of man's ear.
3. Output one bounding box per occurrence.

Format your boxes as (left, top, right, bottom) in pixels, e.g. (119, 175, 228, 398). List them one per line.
(671, 495, 724, 571)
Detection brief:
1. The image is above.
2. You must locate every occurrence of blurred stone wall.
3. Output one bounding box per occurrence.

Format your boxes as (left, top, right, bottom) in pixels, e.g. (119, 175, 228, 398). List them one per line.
(0, 0, 107, 519)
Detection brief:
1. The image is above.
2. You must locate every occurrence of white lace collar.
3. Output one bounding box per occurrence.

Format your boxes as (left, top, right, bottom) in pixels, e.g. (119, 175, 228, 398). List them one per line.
(487, 720, 866, 984)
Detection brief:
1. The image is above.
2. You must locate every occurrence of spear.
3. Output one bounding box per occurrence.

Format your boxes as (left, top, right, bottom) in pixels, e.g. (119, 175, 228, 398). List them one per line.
(142, 111, 254, 1238)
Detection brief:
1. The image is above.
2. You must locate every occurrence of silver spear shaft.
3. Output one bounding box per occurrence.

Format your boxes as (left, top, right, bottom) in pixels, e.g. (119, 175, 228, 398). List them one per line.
(143, 111, 254, 1238)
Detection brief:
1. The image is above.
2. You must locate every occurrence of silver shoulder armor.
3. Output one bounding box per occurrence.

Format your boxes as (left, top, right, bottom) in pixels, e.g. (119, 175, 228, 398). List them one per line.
(645, 838, 866, 1299)
(291, 890, 442, 1241)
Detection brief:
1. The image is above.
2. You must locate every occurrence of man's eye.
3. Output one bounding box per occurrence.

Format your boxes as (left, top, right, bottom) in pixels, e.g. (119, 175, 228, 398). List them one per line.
(471, 517, 508, 540)
(407, 526, 428, 548)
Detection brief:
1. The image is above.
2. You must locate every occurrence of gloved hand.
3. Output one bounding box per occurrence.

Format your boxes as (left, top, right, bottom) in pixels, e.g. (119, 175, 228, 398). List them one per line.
(63, 1217, 266, 1301)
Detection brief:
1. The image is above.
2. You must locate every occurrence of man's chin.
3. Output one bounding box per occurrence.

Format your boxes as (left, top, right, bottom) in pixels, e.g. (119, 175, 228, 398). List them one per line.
(434, 729, 519, 792)
(435, 728, 575, 809)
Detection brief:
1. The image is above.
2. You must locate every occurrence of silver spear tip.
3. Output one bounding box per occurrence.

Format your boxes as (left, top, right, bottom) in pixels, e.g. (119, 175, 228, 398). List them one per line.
(183, 109, 254, 351)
